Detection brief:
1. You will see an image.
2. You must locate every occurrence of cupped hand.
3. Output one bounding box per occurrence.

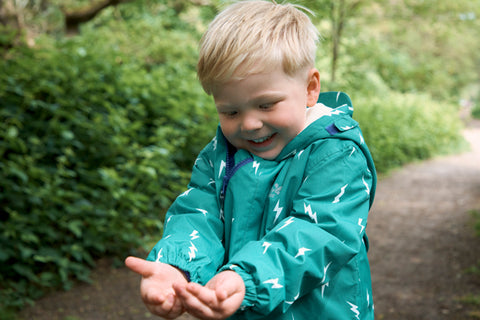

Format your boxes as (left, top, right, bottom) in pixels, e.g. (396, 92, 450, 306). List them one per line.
(173, 270, 245, 320)
(125, 256, 188, 319)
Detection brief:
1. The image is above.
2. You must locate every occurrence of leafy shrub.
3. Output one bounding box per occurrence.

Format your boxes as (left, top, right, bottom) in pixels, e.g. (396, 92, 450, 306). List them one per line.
(0, 35, 216, 311)
(353, 91, 465, 173)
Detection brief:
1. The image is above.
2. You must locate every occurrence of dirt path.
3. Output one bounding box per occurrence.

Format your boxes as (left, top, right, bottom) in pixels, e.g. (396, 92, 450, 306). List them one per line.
(19, 123, 480, 320)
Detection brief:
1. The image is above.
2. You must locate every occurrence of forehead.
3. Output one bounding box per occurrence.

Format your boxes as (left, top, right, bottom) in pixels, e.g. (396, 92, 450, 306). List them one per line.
(213, 69, 306, 107)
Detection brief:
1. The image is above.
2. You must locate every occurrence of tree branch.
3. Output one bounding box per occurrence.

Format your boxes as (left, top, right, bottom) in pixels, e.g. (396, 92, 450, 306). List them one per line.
(64, 0, 133, 34)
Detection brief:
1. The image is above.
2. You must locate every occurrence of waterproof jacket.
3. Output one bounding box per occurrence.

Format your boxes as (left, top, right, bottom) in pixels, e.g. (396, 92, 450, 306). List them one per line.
(147, 92, 377, 319)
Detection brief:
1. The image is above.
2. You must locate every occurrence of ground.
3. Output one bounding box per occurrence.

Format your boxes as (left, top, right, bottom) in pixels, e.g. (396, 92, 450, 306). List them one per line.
(19, 121, 480, 320)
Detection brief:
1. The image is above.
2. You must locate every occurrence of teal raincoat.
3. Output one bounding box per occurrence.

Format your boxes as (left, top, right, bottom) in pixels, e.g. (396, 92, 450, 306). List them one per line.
(147, 92, 377, 319)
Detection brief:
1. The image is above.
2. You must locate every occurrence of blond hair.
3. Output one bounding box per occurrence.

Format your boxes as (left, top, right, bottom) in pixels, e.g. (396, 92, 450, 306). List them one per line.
(197, 0, 319, 94)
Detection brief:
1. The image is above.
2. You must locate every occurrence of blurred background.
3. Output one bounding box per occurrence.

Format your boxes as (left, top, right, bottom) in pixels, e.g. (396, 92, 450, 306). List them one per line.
(1, 0, 479, 319)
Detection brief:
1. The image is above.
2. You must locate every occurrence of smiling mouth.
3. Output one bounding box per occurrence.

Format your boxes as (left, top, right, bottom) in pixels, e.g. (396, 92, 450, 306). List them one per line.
(249, 133, 275, 145)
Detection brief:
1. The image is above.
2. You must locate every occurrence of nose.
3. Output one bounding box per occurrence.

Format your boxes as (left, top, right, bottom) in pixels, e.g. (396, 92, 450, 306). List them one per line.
(241, 111, 263, 132)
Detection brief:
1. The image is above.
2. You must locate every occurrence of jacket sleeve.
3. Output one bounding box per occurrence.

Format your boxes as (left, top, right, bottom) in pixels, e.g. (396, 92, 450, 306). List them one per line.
(147, 141, 225, 285)
(220, 139, 374, 314)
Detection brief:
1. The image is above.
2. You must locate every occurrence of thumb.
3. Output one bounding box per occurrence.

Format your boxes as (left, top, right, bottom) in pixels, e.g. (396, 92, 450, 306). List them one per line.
(125, 256, 156, 277)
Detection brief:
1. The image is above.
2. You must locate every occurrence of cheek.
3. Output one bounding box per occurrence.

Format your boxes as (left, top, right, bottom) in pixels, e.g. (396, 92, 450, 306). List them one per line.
(219, 119, 237, 138)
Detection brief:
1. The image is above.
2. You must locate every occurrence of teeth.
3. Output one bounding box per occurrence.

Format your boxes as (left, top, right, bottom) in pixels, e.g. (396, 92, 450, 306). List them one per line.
(252, 135, 271, 143)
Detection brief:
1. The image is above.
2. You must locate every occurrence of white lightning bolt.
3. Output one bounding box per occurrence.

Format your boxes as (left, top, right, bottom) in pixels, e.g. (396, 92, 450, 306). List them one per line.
(285, 292, 300, 305)
(196, 208, 208, 216)
(340, 125, 355, 131)
(297, 150, 305, 158)
(321, 282, 329, 298)
(349, 146, 356, 156)
(252, 161, 260, 174)
(358, 218, 365, 234)
(362, 175, 370, 195)
(367, 290, 370, 306)
(327, 109, 345, 116)
(278, 216, 295, 231)
(208, 178, 215, 185)
(263, 278, 283, 289)
(219, 160, 226, 178)
(273, 200, 283, 223)
(190, 230, 200, 240)
(347, 301, 360, 319)
(294, 247, 311, 258)
(262, 241, 272, 254)
(155, 248, 163, 262)
(333, 184, 348, 203)
(321, 262, 332, 284)
(359, 133, 364, 145)
(213, 136, 217, 150)
(336, 92, 341, 102)
(188, 241, 197, 262)
(304, 203, 317, 224)
(180, 188, 193, 197)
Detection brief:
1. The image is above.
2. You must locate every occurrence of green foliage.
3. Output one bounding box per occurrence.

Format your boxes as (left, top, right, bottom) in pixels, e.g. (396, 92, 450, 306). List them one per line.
(353, 91, 465, 173)
(0, 30, 216, 311)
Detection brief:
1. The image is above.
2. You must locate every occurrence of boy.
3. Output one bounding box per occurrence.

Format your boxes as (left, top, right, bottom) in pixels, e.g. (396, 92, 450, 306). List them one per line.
(126, 1, 377, 319)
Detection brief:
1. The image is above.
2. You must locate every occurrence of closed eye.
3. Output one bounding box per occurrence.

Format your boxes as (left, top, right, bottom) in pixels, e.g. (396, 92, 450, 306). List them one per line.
(259, 102, 276, 110)
(220, 110, 238, 117)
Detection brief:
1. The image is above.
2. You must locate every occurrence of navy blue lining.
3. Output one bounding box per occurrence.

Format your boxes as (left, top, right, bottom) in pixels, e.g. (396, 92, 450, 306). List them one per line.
(325, 123, 340, 135)
(220, 142, 254, 207)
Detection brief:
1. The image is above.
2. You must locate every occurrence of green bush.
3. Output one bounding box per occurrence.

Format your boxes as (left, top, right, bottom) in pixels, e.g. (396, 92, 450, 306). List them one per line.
(353, 91, 465, 173)
(0, 37, 216, 310)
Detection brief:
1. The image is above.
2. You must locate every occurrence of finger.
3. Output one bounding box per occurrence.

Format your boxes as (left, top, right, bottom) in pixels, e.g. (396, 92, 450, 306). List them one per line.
(186, 282, 219, 306)
(125, 256, 155, 277)
(176, 283, 217, 316)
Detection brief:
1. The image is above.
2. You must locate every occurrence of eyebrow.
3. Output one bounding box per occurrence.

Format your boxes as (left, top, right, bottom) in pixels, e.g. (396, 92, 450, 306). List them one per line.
(215, 92, 286, 109)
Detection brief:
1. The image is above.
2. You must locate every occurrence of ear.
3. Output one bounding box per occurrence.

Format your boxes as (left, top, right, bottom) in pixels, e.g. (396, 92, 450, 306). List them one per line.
(306, 68, 321, 107)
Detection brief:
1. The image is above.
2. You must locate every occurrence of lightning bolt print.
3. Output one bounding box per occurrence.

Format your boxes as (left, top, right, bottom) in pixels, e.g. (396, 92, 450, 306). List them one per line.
(294, 247, 312, 258)
(263, 278, 283, 289)
(321, 262, 332, 284)
(327, 109, 345, 116)
(349, 146, 356, 156)
(359, 133, 365, 145)
(358, 218, 365, 234)
(188, 241, 197, 262)
(180, 188, 193, 197)
(285, 292, 300, 305)
(333, 184, 348, 203)
(219, 160, 226, 178)
(304, 203, 318, 223)
(347, 301, 360, 320)
(155, 248, 163, 262)
(278, 216, 295, 231)
(190, 230, 200, 240)
(362, 175, 370, 195)
(196, 208, 208, 216)
(273, 200, 283, 223)
(253, 161, 260, 174)
(262, 242, 272, 254)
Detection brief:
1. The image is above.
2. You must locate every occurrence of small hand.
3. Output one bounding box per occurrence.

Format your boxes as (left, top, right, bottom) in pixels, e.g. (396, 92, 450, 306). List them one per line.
(125, 256, 188, 319)
(173, 271, 245, 320)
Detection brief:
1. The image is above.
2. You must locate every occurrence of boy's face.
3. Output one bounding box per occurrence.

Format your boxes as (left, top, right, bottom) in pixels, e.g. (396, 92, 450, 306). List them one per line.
(213, 68, 320, 160)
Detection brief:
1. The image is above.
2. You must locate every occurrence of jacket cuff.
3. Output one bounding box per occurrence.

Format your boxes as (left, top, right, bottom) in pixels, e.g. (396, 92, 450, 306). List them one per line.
(219, 264, 257, 309)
